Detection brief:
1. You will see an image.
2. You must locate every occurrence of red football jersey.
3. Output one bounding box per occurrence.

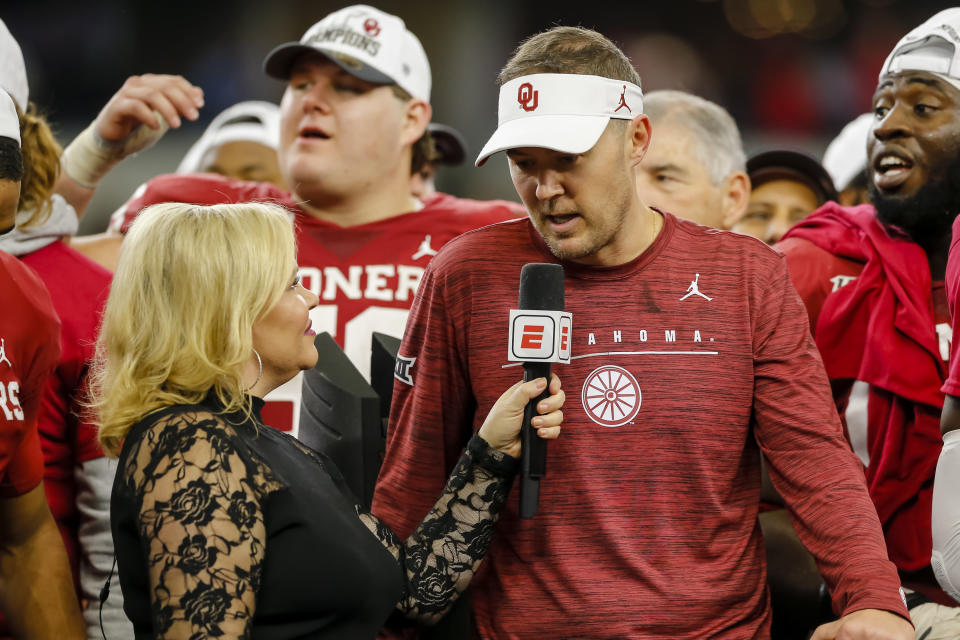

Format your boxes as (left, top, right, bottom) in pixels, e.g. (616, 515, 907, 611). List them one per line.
(0, 250, 60, 498)
(944, 214, 960, 397)
(20, 240, 112, 580)
(778, 204, 949, 571)
(373, 214, 906, 639)
(115, 174, 523, 433)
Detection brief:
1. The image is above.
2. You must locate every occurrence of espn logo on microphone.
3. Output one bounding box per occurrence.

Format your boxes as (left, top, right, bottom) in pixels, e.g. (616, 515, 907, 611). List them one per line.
(508, 310, 572, 363)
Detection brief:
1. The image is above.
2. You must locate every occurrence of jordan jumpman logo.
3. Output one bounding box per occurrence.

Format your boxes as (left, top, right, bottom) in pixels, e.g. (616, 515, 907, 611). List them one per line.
(615, 85, 631, 113)
(0, 338, 10, 368)
(679, 273, 712, 301)
(412, 235, 439, 260)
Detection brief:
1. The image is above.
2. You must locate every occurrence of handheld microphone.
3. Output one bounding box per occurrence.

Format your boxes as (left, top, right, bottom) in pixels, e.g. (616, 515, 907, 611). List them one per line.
(508, 263, 571, 518)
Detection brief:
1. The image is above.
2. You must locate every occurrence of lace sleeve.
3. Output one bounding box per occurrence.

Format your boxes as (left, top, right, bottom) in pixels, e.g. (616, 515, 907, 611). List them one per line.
(358, 433, 518, 624)
(121, 411, 281, 639)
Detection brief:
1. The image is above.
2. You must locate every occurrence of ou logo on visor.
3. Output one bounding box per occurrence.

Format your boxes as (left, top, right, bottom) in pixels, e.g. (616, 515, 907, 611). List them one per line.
(581, 365, 641, 427)
(363, 18, 381, 36)
(518, 82, 539, 112)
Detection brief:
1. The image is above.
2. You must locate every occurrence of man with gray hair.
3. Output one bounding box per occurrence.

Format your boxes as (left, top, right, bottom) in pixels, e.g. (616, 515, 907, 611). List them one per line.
(636, 89, 750, 229)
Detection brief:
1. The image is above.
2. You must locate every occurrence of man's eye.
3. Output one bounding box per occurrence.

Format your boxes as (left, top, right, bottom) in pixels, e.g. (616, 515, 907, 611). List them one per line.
(915, 103, 936, 115)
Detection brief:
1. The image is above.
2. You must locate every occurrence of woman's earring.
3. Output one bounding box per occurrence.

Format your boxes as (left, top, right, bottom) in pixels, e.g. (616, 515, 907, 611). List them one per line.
(248, 348, 263, 391)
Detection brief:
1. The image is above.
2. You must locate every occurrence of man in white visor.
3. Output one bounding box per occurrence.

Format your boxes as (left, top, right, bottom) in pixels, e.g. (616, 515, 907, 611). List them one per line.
(373, 25, 912, 640)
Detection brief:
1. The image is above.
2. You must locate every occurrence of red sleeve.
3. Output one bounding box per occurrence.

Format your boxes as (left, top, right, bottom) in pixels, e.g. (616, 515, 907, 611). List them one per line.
(2, 326, 60, 499)
(776, 237, 856, 334)
(0, 421, 43, 498)
(109, 173, 288, 234)
(0, 260, 60, 497)
(942, 217, 960, 396)
(751, 254, 909, 620)
(370, 257, 476, 540)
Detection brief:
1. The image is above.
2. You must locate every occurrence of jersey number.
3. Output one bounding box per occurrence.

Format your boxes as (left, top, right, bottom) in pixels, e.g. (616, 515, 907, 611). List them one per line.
(937, 322, 952, 362)
(0, 381, 25, 421)
(308, 305, 410, 378)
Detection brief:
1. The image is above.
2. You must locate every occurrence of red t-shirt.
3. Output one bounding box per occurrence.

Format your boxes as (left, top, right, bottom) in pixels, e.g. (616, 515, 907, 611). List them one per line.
(778, 204, 948, 572)
(20, 240, 111, 579)
(372, 213, 907, 639)
(115, 174, 523, 433)
(0, 250, 60, 498)
(943, 214, 960, 396)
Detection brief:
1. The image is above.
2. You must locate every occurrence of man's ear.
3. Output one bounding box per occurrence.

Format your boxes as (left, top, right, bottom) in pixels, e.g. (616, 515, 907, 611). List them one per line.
(627, 113, 652, 166)
(720, 171, 751, 229)
(400, 99, 432, 147)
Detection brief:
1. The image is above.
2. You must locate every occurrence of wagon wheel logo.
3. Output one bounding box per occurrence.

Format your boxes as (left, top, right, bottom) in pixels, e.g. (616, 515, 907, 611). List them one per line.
(581, 365, 641, 427)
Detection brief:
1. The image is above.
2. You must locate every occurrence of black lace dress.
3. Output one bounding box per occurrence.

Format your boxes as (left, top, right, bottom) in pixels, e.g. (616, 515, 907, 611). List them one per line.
(110, 394, 517, 639)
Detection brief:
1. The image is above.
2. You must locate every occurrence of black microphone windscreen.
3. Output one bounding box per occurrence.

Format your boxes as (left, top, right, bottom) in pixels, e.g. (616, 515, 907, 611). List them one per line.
(518, 263, 564, 311)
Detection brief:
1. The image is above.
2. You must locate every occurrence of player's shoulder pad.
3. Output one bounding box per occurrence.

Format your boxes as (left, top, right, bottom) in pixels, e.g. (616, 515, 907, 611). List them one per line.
(423, 192, 525, 222)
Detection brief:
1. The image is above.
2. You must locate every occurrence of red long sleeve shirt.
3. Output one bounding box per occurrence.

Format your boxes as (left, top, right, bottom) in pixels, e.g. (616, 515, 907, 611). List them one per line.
(373, 213, 907, 639)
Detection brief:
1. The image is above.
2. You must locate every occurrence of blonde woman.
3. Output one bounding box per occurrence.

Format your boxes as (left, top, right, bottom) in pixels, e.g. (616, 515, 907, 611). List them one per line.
(90, 201, 564, 639)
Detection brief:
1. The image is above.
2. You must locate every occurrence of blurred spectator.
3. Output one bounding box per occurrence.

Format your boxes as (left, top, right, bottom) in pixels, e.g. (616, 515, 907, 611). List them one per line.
(177, 100, 286, 188)
(731, 150, 837, 244)
(822, 113, 874, 207)
(636, 89, 749, 229)
(410, 122, 465, 199)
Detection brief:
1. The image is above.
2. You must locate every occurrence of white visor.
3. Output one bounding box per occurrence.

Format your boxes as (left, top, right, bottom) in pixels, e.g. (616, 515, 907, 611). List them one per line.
(0, 92, 19, 146)
(476, 73, 643, 166)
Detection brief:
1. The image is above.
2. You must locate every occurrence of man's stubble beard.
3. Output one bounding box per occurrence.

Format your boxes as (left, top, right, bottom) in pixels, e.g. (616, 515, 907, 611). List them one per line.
(537, 179, 633, 261)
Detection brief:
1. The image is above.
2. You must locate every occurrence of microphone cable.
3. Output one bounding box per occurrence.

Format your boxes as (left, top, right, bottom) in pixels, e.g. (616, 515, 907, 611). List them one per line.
(98, 553, 117, 640)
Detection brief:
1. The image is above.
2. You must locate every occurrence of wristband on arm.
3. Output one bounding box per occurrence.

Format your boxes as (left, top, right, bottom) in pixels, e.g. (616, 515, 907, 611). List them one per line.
(60, 112, 168, 188)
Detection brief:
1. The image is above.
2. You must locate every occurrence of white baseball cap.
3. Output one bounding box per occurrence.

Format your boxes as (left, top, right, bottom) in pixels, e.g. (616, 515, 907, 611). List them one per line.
(822, 113, 873, 192)
(476, 73, 643, 167)
(880, 8, 960, 92)
(0, 19, 27, 111)
(263, 4, 431, 103)
(0, 92, 19, 146)
(177, 101, 280, 174)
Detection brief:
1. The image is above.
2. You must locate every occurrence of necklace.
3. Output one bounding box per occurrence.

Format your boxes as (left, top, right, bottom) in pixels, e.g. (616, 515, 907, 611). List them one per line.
(646, 209, 663, 250)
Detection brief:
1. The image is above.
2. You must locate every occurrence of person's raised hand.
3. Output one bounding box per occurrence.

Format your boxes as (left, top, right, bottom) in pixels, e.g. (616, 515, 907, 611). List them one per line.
(94, 73, 203, 142)
(62, 74, 204, 190)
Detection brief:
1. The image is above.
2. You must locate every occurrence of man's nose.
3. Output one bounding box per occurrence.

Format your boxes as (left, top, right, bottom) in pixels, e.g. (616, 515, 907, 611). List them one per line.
(535, 170, 564, 200)
(301, 81, 333, 114)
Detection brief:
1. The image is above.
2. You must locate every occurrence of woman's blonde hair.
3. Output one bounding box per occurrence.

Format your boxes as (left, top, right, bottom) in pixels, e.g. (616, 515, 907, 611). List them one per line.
(90, 201, 297, 457)
(17, 103, 61, 228)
